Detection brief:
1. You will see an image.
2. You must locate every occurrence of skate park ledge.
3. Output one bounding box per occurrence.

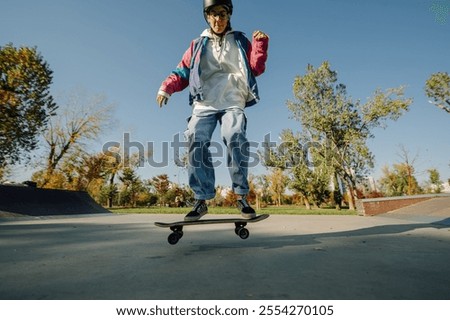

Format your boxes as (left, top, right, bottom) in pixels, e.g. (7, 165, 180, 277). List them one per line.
(356, 193, 450, 216)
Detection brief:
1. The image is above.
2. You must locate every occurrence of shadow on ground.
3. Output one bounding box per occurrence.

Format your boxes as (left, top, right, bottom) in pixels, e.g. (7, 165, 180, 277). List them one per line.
(1, 214, 449, 300)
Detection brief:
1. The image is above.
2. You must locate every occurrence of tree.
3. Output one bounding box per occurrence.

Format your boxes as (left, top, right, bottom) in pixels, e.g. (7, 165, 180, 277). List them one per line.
(249, 174, 271, 209)
(396, 145, 420, 196)
(62, 152, 110, 193)
(288, 61, 412, 209)
(378, 163, 421, 196)
(151, 174, 171, 206)
(426, 168, 442, 193)
(264, 129, 332, 209)
(0, 165, 11, 182)
(0, 44, 57, 166)
(267, 168, 288, 206)
(101, 148, 122, 208)
(36, 89, 115, 187)
(425, 72, 450, 113)
(379, 146, 422, 196)
(119, 167, 142, 207)
(223, 189, 238, 207)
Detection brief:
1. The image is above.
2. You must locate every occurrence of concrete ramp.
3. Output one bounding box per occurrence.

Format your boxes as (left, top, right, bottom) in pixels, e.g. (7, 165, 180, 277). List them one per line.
(379, 195, 450, 226)
(0, 184, 110, 216)
(388, 196, 450, 216)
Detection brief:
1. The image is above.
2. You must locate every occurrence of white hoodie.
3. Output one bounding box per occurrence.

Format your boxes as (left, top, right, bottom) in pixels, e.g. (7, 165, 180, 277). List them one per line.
(193, 29, 249, 115)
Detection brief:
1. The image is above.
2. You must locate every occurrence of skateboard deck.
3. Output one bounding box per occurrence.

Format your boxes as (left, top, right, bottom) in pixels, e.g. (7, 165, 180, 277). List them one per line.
(155, 214, 269, 245)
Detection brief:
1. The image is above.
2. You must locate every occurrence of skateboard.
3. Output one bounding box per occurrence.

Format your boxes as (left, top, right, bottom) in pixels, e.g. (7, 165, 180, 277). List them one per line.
(155, 214, 269, 245)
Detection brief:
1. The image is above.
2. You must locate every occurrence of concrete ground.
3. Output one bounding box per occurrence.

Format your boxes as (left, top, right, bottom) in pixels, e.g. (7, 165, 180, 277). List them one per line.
(1, 198, 449, 300)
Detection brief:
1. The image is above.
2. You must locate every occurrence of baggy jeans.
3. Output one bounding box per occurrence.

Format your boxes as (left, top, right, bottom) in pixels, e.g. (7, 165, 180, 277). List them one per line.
(185, 108, 250, 200)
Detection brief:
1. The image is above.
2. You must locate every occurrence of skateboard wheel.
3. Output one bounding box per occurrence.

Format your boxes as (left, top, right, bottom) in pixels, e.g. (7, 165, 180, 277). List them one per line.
(168, 232, 180, 245)
(237, 227, 249, 239)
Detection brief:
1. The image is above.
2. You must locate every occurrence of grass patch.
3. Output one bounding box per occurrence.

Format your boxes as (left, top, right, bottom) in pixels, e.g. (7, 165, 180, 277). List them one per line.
(110, 205, 357, 216)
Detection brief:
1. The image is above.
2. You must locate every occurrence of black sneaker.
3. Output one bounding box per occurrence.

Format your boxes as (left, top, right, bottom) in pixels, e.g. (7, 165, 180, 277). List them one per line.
(237, 196, 256, 219)
(184, 200, 208, 221)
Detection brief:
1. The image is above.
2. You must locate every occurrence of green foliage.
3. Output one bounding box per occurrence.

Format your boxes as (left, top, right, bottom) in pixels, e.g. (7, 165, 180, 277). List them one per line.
(150, 174, 171, 205)
(287, 61, 412, 207)
(0, 44, 57, 165)
(266, 129, 331, 208)
(118, 167, 143, 207)
(99, 183, 118, 207)
(425, 72, 450, 113)
(267, 167, 289, 206)
(426, 168, 443, 193)
(378, 163, 421, 196)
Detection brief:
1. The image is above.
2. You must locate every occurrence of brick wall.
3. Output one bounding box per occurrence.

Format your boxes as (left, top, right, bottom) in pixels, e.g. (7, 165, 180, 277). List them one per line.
(356, 195, 443, 216)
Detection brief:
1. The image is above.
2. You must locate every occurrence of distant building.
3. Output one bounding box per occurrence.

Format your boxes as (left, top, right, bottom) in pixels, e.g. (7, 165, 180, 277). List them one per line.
(366, 176, 378, 192)
(442, 182, 450, 193)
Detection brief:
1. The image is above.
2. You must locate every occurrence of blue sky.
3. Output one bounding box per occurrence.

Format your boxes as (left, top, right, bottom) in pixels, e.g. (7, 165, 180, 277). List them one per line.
(1, 0, 449, 188)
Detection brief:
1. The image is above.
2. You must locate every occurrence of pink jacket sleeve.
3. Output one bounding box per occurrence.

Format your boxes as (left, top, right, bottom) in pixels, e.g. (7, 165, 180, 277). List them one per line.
(158, 44, 193, 96)
(248, 35, 269, 77)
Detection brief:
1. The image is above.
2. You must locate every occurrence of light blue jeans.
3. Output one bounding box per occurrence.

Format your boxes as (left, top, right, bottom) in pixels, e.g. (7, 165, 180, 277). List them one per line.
(185, 108, 250, 200)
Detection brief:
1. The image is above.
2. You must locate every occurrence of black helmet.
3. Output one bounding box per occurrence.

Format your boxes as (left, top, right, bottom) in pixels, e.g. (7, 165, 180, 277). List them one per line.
(203, 0, 233, 15)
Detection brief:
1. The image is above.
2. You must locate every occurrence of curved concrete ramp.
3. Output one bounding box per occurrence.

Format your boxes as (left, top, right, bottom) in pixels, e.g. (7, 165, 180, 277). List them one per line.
(0, 184, 110, 216)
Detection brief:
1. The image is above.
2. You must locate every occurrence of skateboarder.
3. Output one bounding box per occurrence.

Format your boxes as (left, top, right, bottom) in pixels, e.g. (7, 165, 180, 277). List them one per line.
(156, 0, 269, 221)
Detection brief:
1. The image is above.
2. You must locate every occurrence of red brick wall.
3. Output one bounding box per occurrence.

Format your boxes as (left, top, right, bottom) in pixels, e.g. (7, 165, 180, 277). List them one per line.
(359, 196, 434, 216)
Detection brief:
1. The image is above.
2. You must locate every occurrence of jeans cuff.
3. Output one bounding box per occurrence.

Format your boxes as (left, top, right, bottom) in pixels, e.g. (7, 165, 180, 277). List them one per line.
(194, 193, 216, 201)
(232, 188, 249, 195)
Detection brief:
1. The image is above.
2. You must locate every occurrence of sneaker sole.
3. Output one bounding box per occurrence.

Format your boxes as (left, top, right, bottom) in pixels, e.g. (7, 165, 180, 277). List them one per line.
(184, 212, 207, 222)
(241, 213, 257, 219)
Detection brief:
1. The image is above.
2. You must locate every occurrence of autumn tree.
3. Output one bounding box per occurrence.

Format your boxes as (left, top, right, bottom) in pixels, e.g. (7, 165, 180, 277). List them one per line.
(288, 61, 412, 209)
(61, 151, 111, 195)
(397, 145, 422, 196)
(425, 72, 450, 113)
(0, 166, 11, 182)
(378, 163, 421, 196)
(151, 174, 171, 206)
(34, 89, 115, 188)
(267, 168, 288, 206)
(249, 174, 271, 209)
(0, 44, 57, 167)
(378, 145, 422, 196)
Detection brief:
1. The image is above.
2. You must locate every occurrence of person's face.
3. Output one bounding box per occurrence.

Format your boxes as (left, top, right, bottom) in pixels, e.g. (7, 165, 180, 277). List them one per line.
(206, 5, 230, 34)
